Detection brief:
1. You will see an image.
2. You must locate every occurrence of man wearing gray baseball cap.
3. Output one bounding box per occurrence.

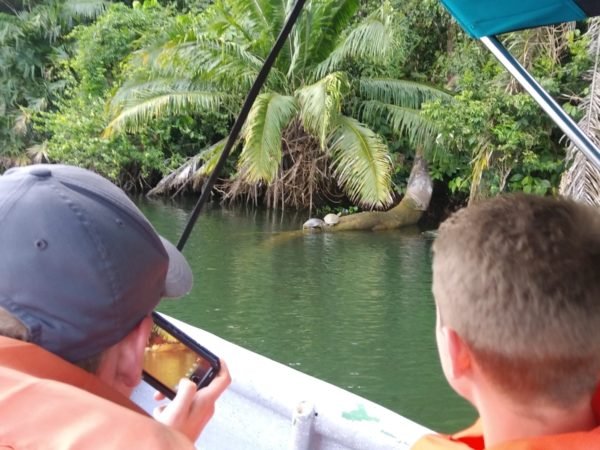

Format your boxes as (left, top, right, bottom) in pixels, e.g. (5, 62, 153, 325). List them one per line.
(0, 164, 230, 448)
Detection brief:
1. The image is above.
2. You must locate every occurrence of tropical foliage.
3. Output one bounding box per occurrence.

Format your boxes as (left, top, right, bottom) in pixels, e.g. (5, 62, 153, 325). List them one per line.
(35, 1, 231, 190)
(422, 23, 593, 204)
(38, 2, 182, 190)
(5, 0, 600, 210)
(105, 0, 450, 209)
(0, 0, 107, 167)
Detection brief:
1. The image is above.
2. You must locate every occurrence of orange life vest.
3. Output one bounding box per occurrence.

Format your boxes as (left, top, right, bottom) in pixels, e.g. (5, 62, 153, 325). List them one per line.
(412, 388, 600, 450)
(0, 336, 195, 449)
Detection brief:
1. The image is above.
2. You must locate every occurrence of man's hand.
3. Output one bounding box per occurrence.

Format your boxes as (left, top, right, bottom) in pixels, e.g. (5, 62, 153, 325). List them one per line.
(153, 359, 231, 442)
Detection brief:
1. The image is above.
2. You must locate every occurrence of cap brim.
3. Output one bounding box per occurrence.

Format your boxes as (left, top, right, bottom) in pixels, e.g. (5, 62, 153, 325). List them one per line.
(159, 236, 193, 298)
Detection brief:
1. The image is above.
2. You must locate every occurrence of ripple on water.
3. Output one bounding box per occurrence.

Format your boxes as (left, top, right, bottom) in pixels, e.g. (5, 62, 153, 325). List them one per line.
(139, 201, 476, 433)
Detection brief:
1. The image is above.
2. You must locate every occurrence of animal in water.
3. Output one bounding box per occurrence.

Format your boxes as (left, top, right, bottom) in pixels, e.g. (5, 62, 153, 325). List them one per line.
(302, 218, 326, 231)
(323, 213, 340, 227)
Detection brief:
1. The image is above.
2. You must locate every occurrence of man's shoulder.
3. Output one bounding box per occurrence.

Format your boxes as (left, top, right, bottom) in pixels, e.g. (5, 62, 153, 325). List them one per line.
(0, 366, 194, 449)
(411, 421, 485, 450)
(411, 421, 600, 450)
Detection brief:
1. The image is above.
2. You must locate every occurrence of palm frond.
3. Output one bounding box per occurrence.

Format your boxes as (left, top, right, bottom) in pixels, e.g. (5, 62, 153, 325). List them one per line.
(360, 100, 440, 150)
(249, 0, 286, 43)
(328, 115, 392, 208)
(22, 4, 63, 43)
(313, 4, 394, 79)
(206, 0, 258, 43)
(130, 35, 278, 94)
(560, 151, 600, 205)
(505, 24, 573, 72)
(26, 140, 49, 164)
(0, 16, 25, 45)
(290, 0, 358, 74)
(469, 141, 493, 204)
(148, 139, 228, 196)
(12, 108, 29, 135)
(560, 18, 600, 205)
(197, 138, 227, 176)
(360, 78, 452, 109)
(239, 92, 298, 182)
(229, 0, 270, 32)
(60, 0, 108, 21)
(206, 0, 282, 55)
(502, 24, 574, 93)
(106, 80, 231, 135)
(296, 71, 346, 147)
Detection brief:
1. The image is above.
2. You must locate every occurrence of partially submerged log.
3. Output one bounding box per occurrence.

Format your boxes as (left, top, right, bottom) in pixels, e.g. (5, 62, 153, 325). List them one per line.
(303, 155, 432, 232)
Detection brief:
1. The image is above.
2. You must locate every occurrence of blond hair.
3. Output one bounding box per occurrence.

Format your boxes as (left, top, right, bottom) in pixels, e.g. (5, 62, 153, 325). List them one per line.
(432, 194, 600, 406)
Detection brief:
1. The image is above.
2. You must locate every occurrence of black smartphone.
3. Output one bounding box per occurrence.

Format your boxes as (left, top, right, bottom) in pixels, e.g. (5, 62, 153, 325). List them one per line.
(142, 312, 221, 400)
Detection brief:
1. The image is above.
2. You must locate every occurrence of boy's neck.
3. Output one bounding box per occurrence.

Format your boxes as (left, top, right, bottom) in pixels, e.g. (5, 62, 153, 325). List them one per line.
(477, 389, 597, 447)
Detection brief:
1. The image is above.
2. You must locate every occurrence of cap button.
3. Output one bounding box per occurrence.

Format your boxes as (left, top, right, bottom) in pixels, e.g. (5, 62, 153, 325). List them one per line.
(30, 168, 52, 178)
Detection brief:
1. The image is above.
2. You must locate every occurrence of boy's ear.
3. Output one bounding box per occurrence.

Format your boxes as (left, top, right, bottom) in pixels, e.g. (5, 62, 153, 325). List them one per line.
(116, 315, 153, 389)
(441, 325, 473, 380)
(96, 315, 153, 396)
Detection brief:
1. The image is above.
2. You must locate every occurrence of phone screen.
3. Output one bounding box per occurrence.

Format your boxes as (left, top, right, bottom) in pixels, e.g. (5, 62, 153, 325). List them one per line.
(143, 321, 217, 397)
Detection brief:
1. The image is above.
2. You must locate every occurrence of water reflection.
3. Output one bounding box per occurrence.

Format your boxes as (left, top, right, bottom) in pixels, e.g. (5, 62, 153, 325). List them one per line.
(138, 198, 476, 433)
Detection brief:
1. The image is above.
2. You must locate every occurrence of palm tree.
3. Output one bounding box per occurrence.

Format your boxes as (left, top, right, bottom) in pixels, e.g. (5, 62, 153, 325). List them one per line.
(106, 0, 450, 210)
(559, 18, 600, 205)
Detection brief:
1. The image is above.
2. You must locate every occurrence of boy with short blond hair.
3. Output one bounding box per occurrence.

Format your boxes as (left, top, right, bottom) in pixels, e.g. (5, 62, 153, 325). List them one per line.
(413, 194, 600, 449)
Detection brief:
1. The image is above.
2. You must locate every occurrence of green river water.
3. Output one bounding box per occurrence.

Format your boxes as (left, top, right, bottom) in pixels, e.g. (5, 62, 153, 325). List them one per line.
(137, 197, 476, 434)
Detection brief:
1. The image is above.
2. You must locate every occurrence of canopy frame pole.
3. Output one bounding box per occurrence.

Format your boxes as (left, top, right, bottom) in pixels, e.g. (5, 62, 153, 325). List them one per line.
(481, 35, 600, 171)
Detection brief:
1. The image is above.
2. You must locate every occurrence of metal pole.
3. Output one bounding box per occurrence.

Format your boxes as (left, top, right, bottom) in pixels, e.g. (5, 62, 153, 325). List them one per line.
(289, 401, 315, 450)
(481, 35, 600, 171)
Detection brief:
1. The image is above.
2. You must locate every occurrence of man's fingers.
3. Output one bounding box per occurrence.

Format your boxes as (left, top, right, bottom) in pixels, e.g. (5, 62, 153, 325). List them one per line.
(206, 359, 231, 397)
(169, 378, 197, 413)
(152, 359, 231, 442)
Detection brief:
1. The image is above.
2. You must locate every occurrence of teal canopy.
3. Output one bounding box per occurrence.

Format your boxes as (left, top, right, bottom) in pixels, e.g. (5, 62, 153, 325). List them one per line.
(440, 0, 600, 38)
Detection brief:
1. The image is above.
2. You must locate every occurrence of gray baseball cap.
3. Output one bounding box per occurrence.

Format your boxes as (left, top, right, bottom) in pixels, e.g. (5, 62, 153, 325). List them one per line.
(0, 164, 193, 362)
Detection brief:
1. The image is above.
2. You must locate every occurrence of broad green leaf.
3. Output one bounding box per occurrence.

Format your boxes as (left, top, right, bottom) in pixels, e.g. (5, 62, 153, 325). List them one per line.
(313, 4, 394, 80)
(360, 100, 439, 150)
(239, 92, 298, 182)
(296, 72, 347, 148)
(329, 115, 393, 207)
(360, 78, 452, 109)
(198, 138, 227, 176)
(105, 80, 232, 135)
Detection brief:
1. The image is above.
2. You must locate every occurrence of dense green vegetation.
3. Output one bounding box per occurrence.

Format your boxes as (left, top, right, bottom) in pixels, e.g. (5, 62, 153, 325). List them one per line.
(1, 0, 598, 212)
(0, 0, 107, 164)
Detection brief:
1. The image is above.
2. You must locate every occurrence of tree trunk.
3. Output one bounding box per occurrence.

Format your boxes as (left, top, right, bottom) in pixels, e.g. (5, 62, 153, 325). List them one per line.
(315, 154, 432, 232)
